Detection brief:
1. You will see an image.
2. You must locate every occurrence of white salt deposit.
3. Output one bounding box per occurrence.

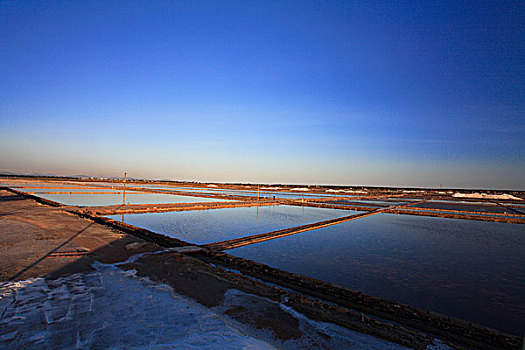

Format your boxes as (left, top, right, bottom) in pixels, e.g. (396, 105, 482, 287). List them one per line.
(0, 259, 446, 349)
(260, 187, 282, 190)
(291, 188, 310, 192)
(0, 264, 274, 349)
(453, 192, 522, 200)
(207, 185, 219, 188)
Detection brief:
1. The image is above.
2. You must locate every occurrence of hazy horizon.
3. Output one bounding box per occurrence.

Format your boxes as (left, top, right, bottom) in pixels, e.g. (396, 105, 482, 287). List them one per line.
(2, 169, 524, 192)
(1, 2, 523, 190)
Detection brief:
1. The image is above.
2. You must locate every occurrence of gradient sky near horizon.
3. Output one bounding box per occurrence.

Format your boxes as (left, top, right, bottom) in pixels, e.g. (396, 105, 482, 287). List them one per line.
(1, 1, 524, 189)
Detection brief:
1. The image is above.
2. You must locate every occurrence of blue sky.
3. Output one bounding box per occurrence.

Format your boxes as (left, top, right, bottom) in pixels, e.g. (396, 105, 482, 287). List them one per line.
(1, 1, 523, 189)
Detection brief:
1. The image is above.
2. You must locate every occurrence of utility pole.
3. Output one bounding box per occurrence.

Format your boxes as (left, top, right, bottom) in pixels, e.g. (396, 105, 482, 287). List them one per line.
(257, 184, 260, 202)
(122, 172, 127, 205)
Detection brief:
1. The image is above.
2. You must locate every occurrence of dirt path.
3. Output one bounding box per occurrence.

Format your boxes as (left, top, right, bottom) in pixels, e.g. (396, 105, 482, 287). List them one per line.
(0, 190, 160, 281)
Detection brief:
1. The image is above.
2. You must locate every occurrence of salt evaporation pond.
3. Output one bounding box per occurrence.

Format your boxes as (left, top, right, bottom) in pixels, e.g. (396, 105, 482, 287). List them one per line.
(16, 187, 128, 193)
(35, 193, 225, 206)
(220, 192, 328, 200)
(134, 186, 346, 200)
(409, 201, 520, 214)
(402, 209, 525, 220)
(107, 205, 359, 245)
(2, 182, 82, 188)
(353, 200, 411, 206)
(174, 189, 332, 200)
(324, 200, 382, 208)
(77, 183, 358, 200)
(228, 214, 525, 336)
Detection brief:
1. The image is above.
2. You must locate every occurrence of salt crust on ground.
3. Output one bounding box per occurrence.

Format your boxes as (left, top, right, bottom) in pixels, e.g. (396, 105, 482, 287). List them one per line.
(0, 258, 443, 349)
(453, 192, 522, 200)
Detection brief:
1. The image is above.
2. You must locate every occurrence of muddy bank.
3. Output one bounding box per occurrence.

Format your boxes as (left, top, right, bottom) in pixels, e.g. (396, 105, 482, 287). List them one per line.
(122, 251, 434, 349)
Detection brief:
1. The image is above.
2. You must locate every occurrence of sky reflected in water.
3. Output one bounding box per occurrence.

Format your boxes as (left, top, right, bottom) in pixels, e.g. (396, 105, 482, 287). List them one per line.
(108, 205, 358, 245)
(228, 214, 525, 336)
(36, 193, 224, 206)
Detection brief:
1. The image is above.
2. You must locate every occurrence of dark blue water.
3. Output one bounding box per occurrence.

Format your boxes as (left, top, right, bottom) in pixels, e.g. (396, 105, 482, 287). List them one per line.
(107, 205, 359, 245)
(228, 214, 525, 336)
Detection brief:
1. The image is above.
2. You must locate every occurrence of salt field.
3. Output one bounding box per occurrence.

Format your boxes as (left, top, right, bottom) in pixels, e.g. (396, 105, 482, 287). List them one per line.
(402, 209, 524, 220)
(34, 192, 225, 206)
(120, 184, 357, 200)
(323, 200, 383, 207)
(0, 182, 78, 188)
(107, 205, 358, 245)
(2, 1, 523, 347)
(228, 214, 525, 336)
(352, 200, 411, 206)
(15, 187, 126, 193)
(408, 201, 522, 214)
(2, 179, 524, 347)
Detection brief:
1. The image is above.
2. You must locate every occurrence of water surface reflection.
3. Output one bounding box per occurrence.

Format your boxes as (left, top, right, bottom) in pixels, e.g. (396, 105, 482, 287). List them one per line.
(36, 193, 224, 206)
(108, 205, 358, 245)
(228, 214, 525, 336)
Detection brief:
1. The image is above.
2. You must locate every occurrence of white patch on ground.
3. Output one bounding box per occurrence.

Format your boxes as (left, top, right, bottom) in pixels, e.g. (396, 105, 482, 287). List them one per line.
(425, 339, 453, 350)
(218, 289, 414, 350)
(290, 188, 309, 192)
(453, 192, 522, 200)
(0, 261, 443, 349)
(260, 187, 282, 190)
(207, 185, 218, 188)
(0, 264, 275, 349)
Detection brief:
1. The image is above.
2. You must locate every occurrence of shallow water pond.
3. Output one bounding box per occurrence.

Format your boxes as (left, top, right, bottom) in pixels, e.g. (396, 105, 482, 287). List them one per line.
(228, 214, 525, 336)
(17, 187, 127, 193)
(35, 193, 224, 206)
(108, 205, 359, 245)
